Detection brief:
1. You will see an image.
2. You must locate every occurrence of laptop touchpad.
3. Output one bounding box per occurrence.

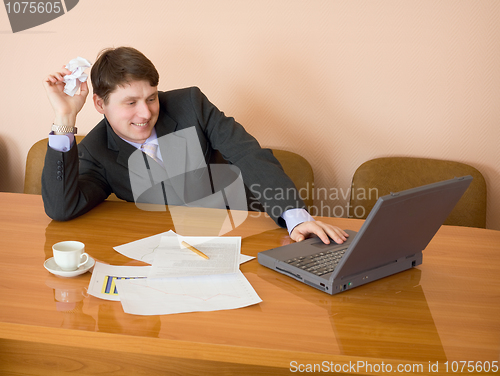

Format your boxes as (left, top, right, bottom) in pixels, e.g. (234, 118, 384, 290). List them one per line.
(311, 238, 344, 249)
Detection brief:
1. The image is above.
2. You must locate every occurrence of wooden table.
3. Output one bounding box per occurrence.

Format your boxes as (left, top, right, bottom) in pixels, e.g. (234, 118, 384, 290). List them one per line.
(0, 193, 499, 375)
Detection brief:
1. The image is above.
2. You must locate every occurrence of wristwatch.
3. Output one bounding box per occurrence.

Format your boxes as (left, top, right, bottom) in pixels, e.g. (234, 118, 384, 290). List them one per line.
(51, 124, 77, 134)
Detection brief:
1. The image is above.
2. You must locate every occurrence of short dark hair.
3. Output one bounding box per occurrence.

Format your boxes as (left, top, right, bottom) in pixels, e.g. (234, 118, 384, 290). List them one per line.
(91, 47, 159, 104)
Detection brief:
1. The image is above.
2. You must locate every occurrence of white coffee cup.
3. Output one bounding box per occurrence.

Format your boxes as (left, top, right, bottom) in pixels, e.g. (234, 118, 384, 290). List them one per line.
(52, 241, 89, 271)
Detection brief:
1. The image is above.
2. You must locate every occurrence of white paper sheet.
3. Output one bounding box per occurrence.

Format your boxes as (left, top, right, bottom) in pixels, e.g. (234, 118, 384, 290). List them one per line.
(113, 230, 254, 265)
(115, 271, 262, 315)
(87, 262, 151, 301)
(148, 234, 241, 278)
(113, 230, 174, 264)
(63, 56, 91, 96)
(104, 231, 261, 315)
(239, 254, 254, 264)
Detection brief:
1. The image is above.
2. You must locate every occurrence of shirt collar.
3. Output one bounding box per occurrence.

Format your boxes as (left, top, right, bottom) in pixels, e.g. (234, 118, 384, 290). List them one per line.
(120, 127, 159, 149)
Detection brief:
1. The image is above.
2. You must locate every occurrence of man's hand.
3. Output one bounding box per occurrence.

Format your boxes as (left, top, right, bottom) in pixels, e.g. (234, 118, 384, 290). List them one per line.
(43, 66, 89, 127)
(290, 221, 349, 244)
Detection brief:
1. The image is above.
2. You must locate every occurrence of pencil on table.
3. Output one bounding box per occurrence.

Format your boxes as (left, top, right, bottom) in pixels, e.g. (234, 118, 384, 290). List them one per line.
(181, 241, 209, 260)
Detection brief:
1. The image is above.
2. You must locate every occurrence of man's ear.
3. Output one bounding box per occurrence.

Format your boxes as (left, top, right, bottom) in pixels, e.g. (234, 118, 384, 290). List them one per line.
(93, 94, 106, 114)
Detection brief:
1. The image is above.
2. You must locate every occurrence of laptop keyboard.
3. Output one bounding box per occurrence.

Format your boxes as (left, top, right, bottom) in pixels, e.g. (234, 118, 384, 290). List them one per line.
(285, 248, 347, 276)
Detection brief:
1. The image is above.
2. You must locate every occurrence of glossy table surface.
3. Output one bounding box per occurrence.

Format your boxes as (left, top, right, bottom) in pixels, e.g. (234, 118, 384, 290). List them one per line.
(0, 193, 499, 375)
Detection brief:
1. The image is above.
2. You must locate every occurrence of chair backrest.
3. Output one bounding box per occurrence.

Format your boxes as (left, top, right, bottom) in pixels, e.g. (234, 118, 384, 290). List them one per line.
(349, 157, 487, 228)
(272, 149, 314, 211)
(24, 136, 85, 195)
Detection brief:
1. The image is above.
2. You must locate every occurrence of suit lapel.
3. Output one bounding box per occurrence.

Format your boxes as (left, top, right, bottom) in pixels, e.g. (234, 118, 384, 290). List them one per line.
(155, 107, 178, 138)
(104, 117, 137, 169)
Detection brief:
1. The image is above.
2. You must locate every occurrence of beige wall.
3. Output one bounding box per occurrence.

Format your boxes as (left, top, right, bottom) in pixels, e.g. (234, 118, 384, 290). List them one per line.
(1, 0, 499, 229)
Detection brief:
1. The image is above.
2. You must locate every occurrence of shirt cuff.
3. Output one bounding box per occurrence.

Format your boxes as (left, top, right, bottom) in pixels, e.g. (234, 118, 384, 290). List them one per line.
(281, 208, 315, 235)
(48, 132, 75, 152)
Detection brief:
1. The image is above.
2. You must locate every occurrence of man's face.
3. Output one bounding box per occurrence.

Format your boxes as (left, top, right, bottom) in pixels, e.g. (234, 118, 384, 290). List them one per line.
(93, 80, 160, 144)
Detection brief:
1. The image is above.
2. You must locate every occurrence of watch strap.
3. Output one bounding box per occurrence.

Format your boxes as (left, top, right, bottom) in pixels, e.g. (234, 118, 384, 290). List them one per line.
(51, 124, 77, 134)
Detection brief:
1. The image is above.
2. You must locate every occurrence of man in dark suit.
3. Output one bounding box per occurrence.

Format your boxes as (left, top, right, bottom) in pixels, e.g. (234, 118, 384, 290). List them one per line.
(42, 47, 348, 244)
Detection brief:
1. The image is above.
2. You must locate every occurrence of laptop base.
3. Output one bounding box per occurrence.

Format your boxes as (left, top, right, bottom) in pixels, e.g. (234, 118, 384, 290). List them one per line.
(263, 248, 423, 295)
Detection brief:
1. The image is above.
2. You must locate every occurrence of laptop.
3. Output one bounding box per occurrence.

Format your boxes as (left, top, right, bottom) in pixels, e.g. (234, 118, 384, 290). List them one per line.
(258, 176, 472, 295)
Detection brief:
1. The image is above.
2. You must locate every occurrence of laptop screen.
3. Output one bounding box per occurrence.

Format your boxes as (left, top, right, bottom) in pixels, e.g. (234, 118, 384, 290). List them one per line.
(332, 176, 472, 281)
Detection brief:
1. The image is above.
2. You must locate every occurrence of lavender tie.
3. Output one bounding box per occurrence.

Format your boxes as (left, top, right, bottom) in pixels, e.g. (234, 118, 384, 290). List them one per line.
(141, 143, 163, 166)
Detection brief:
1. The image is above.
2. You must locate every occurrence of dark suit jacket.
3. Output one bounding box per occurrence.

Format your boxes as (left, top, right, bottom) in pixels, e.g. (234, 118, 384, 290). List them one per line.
(42, 87, 305, 225)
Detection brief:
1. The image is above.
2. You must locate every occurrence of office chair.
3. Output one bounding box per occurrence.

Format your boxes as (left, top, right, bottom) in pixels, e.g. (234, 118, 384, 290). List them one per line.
(349, 157, 487, 228)
(272, 149, 314, 211)
(24, 136, 85, 195)
(24, 136, 122, 202)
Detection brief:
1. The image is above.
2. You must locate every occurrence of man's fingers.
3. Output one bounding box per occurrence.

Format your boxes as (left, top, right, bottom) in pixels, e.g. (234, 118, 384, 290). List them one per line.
(44, 72, 67, 86)
(327, 227, 347, 243)
(291, 221, 330, 244)
(291, 221, 349, 244)
(79, 81, 89, 96)
(328, 229, 347, 244)
(314, 227, 331, 244)
(316, 221, 349, 243)
(289, 229, 305, 242)
(296, 234, 305, 242)
(44, 74, 59, 85)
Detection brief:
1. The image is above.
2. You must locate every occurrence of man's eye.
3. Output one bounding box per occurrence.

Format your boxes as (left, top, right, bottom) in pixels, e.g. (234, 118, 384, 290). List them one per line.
(148, 97, 157, 102)
(128, 102, 135, 105)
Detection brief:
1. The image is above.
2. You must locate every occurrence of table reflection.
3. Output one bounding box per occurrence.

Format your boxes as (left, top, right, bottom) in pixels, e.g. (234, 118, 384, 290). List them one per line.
(249, 229, 447, 363)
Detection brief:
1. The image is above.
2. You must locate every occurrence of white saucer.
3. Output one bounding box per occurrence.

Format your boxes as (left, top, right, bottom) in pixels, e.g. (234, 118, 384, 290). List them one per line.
(44, 256, 95, 278)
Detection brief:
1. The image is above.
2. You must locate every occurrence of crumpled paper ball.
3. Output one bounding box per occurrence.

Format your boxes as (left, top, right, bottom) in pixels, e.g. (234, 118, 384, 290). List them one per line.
(63, 57, 91, 96)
